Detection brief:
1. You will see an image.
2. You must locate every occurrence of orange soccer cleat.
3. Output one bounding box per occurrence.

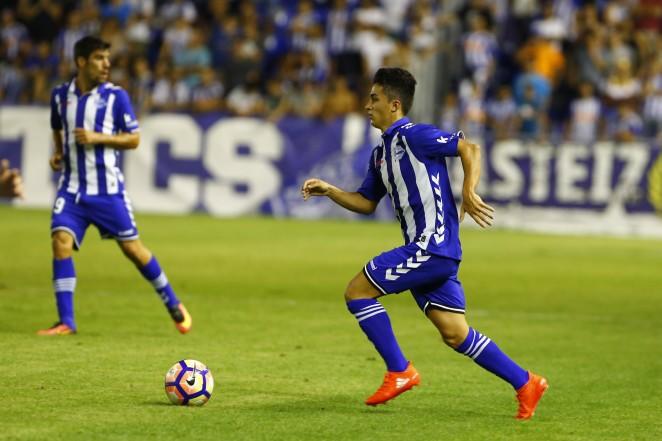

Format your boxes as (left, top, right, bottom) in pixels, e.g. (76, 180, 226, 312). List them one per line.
(365, 362, 420, 406)
(515, 372, 549, 420)
(169, 303, 192, 334)
(37, 322, 76, 336)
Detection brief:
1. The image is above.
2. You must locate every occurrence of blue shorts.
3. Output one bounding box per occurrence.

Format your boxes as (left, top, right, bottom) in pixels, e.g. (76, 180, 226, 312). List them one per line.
(363, 243, 466, 314)
(50, 191, 139, 249)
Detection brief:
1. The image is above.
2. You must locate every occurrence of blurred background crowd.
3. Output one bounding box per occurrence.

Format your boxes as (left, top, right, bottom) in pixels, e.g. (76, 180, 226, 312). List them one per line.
(1, 0, 660, 144)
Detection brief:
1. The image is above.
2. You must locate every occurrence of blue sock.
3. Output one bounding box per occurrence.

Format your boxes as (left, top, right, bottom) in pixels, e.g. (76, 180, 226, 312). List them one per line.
(456, 327, 529, 390)
(139, 257, 180, 309)
(347, 298, 409, 372)
(53, 258, 76, 329)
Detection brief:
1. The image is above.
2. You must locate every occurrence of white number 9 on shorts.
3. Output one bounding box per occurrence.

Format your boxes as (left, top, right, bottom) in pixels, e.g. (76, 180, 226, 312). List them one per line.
(53, 197, 65, 214)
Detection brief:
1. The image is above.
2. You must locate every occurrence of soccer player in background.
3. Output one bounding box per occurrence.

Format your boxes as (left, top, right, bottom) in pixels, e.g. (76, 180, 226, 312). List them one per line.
(301, 67, 548, 419)
(38, 36, 191, 335)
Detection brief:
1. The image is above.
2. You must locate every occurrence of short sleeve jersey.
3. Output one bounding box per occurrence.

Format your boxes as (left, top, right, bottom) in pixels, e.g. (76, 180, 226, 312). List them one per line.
(50, 79, 140, 196)
(357, 117, 464, 260)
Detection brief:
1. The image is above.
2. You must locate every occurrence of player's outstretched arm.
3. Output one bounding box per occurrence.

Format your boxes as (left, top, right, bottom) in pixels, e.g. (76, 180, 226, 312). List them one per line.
(301, 178, 378, 215)
(457, 139, 494, 228)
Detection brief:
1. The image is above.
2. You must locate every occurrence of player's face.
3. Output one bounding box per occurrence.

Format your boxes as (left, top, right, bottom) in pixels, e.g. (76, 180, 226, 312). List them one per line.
(365, 84, 395, 132)
(79, 49, 111, 84)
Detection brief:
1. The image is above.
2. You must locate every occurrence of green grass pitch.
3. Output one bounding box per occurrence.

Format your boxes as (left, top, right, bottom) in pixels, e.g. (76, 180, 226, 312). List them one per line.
(1, 206, 661, 440)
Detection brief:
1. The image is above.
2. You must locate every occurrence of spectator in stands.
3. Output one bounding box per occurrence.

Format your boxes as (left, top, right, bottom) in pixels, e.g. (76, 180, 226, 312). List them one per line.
(99, 18, 128, 56)
(530, 1, 567, 43)
(158, 0, 197, 24)
(264, 77, 288, 122)
(149, 62, 190, 112)
(56, 9, 86, 66)
(190, 67, 224, 113)
(16, 0, 62, 43)
(604, 57, 641, 109)
(125, 13, 152, 56)
(130, 56, 153, 115)
(173, 28, 211, 88)
(26, 40, 58, 103)
(287, 79, 324, 119)
(210, 14, 239, 69)
(516, 82, 548, 142)
(462, 11, 497, 87)
(604, 29, 635, 73)
(0, 51, 27, 103)
(101, 0, 134, 27)
(162, 16, 192, 57)
(290, 0, 320, 51)
(1, 9, 28, 61)
(609, 103, 644, 142)
(224, 27, 262, 92)
(567, 82, 602, 146)
(486, 84, 517, 140)
(439, 91, 461, 134)
(571, 29, 607, 90)
(459, 80, 487, 139)
(352, 0, 394, 76)
(77, 0, 101, 35)
(326, 0, 353, 63)
(226, 70, 265, 117)
(642, 58, 662, 140)
(516, 33, 565, 86)
(0, 159, 23, 199)
(321, 75, 359, 121)
(514, 59, 551, 110)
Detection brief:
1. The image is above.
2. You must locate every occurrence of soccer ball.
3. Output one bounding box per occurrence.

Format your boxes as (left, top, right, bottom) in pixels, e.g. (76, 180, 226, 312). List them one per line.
(164, 359, 214, 406)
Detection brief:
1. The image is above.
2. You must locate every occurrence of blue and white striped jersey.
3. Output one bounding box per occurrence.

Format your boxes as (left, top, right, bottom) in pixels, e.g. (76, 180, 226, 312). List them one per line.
(50, 79, 140, 196)
(358, 117, 464, 260)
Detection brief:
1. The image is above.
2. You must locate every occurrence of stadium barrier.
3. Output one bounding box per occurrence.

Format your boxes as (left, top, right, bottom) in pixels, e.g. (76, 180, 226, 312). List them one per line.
(2, 107, 661, 237)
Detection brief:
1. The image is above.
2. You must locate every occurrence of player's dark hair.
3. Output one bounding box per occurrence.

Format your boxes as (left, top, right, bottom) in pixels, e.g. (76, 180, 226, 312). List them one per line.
(73, 36, 111, 64)
(372, 67, 417, 115)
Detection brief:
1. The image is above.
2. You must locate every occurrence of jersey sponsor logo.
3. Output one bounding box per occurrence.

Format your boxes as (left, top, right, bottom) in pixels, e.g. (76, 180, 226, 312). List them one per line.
(436, 136, 448, 143)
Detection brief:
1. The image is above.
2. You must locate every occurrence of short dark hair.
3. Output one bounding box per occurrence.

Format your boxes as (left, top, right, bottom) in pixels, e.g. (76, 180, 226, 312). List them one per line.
(73, 36, 111, 64)
(372, 67, 417, 115)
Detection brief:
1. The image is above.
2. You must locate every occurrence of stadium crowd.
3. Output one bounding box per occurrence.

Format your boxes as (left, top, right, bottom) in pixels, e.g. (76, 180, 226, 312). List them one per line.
(1, 0, 660, 143)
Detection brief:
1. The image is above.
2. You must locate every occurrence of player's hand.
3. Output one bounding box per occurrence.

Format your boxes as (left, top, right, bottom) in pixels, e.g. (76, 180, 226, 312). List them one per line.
(460, 190, 494, 228)
(301, 178, 332, 200)
(0, 158, 24, 198)
(49, 151, 63, 172)
(74, 128, 102, 145)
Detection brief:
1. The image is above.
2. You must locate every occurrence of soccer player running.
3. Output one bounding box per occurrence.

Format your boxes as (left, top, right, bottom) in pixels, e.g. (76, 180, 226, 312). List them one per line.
(38, 36, 192, 335)
(301, 67, 547, 419)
